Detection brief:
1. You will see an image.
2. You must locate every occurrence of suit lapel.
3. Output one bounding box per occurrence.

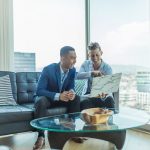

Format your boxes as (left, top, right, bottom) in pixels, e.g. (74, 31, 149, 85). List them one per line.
(55, 63, 61, 92)
(61, 70, 70, 91)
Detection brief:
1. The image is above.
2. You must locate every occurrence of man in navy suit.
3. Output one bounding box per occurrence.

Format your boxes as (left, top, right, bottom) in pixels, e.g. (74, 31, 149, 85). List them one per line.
(33, 46, 80, 150)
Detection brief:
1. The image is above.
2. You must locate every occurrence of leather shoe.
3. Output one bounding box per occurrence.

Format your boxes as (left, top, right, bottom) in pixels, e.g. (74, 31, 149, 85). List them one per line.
(33, 136, 45, 150)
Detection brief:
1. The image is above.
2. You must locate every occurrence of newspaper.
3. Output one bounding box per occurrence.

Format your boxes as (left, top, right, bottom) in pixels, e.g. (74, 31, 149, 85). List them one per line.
(90, 73, 122, 97)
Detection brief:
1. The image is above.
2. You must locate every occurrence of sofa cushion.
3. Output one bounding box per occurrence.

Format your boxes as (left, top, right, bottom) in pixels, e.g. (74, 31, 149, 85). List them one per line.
(0, 105, 33, 124)
(16, 72, 41, 104)
(21, 103, 35, 110)
(75, 79, 88, 96)
(0, 75, 17, 106)
(0, 71, 17, 101)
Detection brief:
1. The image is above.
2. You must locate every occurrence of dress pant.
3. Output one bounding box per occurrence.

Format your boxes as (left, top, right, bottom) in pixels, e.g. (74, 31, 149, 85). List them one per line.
(34, 95, 80, 137)
(80, 96, 115, 111)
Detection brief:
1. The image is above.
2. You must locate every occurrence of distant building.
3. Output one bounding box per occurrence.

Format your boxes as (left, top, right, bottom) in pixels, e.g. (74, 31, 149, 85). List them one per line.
(119, 74, 137, 106)
(111, 66, 150, 112)
(14, 52, 36, 72)
(136, 71, 150, 92)
(136, 92, 150, 112)
(135, 71, 150, 111)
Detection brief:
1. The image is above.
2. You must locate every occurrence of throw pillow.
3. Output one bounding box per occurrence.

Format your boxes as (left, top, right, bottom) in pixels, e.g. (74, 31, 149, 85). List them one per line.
(0, 75, 17, 105)
(75, 79, 88, 96)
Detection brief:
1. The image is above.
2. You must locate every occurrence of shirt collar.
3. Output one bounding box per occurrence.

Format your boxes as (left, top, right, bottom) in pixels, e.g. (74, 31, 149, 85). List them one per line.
(89, 59, 104, 70)
(60, 64, 69, 74)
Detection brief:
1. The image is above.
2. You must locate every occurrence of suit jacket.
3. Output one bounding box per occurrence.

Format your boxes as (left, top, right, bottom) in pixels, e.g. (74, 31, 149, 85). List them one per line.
(36, 63, 76, 100)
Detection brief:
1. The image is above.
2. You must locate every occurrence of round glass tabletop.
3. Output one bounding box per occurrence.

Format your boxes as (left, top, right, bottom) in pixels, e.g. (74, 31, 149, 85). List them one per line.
(30, 107, 149, 133)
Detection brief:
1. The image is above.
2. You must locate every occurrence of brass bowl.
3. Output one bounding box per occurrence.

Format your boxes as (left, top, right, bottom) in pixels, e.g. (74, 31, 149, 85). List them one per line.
(81, 108, 113, 124)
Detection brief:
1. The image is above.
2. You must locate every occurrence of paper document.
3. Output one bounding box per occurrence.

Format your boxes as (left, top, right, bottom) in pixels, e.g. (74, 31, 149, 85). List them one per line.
(90, 73, 122, 97)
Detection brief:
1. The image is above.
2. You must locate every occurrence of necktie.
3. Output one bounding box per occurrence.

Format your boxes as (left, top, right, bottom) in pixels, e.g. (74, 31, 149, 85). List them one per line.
(61, 72, 66, 84)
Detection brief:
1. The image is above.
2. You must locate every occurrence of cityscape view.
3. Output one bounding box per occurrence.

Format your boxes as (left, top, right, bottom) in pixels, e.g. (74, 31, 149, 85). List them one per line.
(13, 0, 150, 115)
(14, 52, 150, 114)
(112, 65, 150, 114)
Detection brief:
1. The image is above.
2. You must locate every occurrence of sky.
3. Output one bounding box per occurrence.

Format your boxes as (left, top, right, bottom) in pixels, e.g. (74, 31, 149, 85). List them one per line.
(13, 0, 150, 69)
(91, 0, 150, 68)
(13, 0, 86, 69)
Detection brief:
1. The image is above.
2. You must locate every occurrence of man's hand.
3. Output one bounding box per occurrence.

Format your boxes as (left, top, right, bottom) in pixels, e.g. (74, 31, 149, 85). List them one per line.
(67, 90, 75, 101)
(59, 91, 75, 101)
(91, 71, 103, 77)
(96, 93, 108, 98)
(59, 91, 70, 102)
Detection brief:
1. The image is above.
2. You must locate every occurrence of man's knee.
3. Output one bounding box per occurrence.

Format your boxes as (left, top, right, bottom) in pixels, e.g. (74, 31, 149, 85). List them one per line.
(34, 96, 49, 109)
(68, 95, 80, 113)
(105, 96, 115, 108)
(80, 99, 92, 111)
(74, 95, 80, 103)
(105, 96, 114, 103)
(72, 95, 80, 107)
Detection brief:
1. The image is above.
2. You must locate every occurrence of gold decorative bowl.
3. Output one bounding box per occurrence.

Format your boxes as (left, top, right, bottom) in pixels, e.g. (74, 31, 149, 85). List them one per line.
(81, 108, 113, 124)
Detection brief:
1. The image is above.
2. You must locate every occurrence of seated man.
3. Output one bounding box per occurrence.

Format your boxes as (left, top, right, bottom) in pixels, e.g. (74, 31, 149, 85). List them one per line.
(77, 42, 115, 111)
(33, 46, 80, 150)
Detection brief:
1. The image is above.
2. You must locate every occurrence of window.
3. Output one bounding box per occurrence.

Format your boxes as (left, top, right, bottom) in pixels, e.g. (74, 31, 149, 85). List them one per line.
(13, 0, 85, 71)
(90, 0, 150, 113)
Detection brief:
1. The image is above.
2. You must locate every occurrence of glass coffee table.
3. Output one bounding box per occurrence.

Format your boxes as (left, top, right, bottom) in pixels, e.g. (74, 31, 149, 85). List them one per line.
(30, 107, 149, 150)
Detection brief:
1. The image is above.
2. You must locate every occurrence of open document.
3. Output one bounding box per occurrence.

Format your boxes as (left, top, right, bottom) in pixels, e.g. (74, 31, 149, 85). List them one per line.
(90, 73, 122, 97)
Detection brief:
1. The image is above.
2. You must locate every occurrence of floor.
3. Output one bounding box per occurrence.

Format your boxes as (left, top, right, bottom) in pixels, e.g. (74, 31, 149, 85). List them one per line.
(0, 129, 150, 150)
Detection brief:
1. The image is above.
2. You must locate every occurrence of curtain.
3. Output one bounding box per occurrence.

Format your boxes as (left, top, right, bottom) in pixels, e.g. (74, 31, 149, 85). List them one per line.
(0, 0, 14, 71)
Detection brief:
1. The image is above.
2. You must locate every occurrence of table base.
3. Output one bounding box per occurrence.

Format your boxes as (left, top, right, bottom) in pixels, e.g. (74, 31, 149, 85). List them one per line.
(63, 137, 115, 150)
(48, 130, 126, 150)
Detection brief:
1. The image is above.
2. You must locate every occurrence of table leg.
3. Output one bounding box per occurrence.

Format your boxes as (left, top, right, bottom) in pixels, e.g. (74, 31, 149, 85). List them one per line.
(48, 130, 126, 150)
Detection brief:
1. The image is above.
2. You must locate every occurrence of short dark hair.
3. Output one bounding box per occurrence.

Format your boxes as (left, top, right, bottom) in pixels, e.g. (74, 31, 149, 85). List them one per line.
(88, 42, 101, 51)
(60, 46, 75, 56)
